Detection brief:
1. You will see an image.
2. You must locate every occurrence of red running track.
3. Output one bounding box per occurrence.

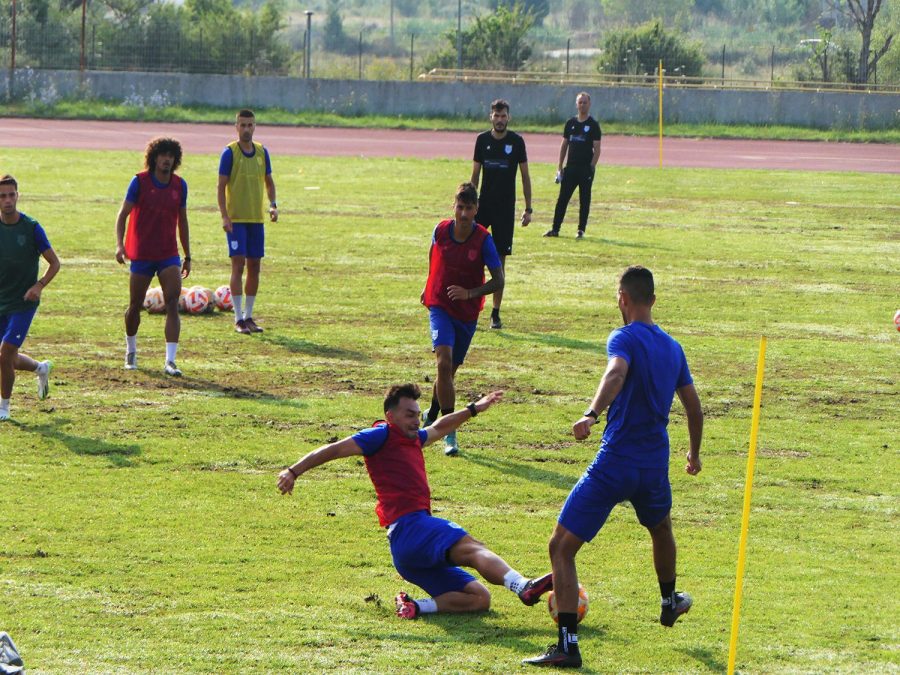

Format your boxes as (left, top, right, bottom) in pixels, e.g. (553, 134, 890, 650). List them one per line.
(1, 118, 897, 173)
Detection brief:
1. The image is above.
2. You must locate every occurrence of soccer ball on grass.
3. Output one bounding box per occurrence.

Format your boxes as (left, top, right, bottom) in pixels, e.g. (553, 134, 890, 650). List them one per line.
(547, 584, 589, 624)
(214, 285, 233, 311)
(143, 286, 165, 313)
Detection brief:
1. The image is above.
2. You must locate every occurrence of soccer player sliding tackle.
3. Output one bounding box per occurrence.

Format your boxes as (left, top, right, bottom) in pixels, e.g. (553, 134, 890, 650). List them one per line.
(277, 384, 552, 618)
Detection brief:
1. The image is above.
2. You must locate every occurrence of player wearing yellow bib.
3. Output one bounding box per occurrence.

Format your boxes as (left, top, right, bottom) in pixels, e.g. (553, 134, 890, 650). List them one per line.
(217, 109, 278, 335)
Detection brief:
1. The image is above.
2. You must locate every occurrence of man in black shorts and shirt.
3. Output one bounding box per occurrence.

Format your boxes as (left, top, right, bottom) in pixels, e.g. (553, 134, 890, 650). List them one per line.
(471, 99, 532, 330)
(545, 92, 602, 239)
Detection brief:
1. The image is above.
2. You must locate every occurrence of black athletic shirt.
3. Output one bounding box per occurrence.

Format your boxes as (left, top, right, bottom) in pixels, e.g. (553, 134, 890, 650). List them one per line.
(473, 130, 528, 207)
(563, 116, 602, 167)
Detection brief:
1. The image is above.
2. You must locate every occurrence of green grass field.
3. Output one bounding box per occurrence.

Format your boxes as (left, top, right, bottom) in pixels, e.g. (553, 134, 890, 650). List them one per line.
(0, 147, 898, 673)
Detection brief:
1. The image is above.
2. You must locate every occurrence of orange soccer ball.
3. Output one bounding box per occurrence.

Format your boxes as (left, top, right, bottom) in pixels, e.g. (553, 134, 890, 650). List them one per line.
(548, 583, 589, 624)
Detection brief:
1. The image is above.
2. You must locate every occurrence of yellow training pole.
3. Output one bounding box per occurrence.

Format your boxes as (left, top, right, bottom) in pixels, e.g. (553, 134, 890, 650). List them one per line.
(727, 336, 768, 675)
(658, 59, 663, 168)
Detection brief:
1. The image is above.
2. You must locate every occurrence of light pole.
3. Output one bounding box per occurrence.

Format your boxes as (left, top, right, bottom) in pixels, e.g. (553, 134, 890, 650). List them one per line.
(305, 10, 313, 79)
(456, 0, 462, 76)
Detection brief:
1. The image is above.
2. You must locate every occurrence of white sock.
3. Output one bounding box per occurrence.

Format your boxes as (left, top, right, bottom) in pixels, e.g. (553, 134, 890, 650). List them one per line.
(244, 295, 256, 320)
(0, 398, 9, 411)
(126, 335, 137, 353)
(166, 342, 178, 363)
(415, 598, 437, 614)
(503, 569, 528, 594)
(36, 361, 48, 375)
(233, 295, 243, 323)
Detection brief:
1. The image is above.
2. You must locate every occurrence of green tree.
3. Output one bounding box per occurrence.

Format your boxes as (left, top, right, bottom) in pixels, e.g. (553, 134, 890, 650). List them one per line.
(323, 0, 351, 53)
(845, 0, 895, 84)
(491, 0, 549, 26)
(425, 4, 535, 71)
(600, 0, 696, 28)
(598, 20, 705, 78)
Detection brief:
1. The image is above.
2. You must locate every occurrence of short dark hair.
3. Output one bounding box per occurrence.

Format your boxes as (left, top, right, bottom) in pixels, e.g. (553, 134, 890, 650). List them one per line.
(577, 91, 591, 101)
(144, 137, 183, 172)
(455, 182, 478, 206)
(0, 174, 17, 190)
(237, 109, 255, 120)
(491, 99, 510, 113)
(619, 265, 655, 305)
(384, 383, 422, 413)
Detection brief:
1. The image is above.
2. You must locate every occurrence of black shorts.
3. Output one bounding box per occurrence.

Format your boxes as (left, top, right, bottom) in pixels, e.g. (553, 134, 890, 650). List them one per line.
(477, 202, 515, 256)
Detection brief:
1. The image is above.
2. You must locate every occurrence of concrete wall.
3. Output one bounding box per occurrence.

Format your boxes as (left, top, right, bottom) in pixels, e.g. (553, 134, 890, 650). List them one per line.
(4, 69, 899, 129)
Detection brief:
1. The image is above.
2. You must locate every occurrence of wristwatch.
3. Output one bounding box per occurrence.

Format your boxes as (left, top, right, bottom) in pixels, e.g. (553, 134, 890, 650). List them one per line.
(583, 408, 598, 420)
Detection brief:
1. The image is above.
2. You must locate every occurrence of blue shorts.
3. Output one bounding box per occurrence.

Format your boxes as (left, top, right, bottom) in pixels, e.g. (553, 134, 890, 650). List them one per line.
(130, 255, 181, 277)
(429, 307, 478, 366)
(388, 510, 476, 598)
(558, 453, 672, 543)
(227, 222, 265, 259)
(0, 307, 38, 348)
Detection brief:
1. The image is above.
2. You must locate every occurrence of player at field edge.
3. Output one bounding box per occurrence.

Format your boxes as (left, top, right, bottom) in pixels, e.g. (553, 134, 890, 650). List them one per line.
(217, 109, 278, 335)
(470, 98, 532, 330)
(0, 174, 60, 421)
(277, 383, 553, 618)
(524, 266, 704, 669)
(544, 92, 602, 240)
(115, 137, 191, 377)
(420, 182, 504, 456)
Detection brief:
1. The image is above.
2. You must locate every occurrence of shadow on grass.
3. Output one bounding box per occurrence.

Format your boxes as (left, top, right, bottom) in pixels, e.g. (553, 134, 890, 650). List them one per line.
(18, 417, 140, 467)
(382, 615, 606, 671)
(491, 330, 599, 354)
(141, 371, 307, 409)
(262, 334, 370, 361)
(463, 451, 577, 490)
(676, 645, 727, 672)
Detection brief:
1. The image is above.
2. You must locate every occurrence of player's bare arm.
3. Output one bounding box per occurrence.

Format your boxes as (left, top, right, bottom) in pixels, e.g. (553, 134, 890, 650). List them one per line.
(216, 174, 232, 233)
(573, 356, 629, 440)
(23, 248, 61, 302)
(520, 163, 533, 226)
(557, 138, 569, 172)
(676, 383, 703, 475)
(114, 200, 134, 264)
(178, 207, 191, 279)
(424, 391, 503, 445)
(277, 437, 364, 495)
(447, 264, 505, 303)
(470, 161, 481, 187)
(265, 174, 278, 222)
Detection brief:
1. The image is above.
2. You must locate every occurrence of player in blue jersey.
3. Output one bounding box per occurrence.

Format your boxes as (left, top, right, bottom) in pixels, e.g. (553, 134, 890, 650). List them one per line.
(0, 175, 61, 421)
(524, 266, 704, 669)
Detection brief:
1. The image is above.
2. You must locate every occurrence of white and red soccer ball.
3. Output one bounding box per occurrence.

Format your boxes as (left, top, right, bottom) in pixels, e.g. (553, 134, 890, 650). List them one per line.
(182, 286, 211, 314)
(214, 285, 234, 311)
(895, 309, 900, 332)
(547, 584, 589, 624)
(143, 286, 165, 313)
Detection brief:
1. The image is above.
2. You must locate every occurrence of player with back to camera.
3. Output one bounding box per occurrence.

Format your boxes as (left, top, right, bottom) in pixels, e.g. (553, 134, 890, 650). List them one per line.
(0, 175, 60, 421)
(524, 266, 703, 669)
(277, 383, 553, 619)
(218, 109, 278, 335)
(115, 137, 191, 376)
(470, 98, 532, 330)
(420, 182, 504, 457)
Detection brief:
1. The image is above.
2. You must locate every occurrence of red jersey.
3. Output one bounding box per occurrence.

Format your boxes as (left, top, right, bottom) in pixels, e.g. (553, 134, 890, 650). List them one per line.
(363, 423, 431, 527)
(423, 219, 489, 322)
(125, 171, 184, 261)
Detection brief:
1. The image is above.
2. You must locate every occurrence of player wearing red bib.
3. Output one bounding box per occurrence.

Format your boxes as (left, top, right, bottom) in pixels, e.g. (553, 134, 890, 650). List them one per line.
(115, 137, 191, 376)
(421, 183, 504, 456)
(277, 383, 552, 619)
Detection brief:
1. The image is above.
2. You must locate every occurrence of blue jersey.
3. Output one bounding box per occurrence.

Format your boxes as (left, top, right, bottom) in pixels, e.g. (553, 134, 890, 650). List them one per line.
(352, 425, 428, 455)
(218, 146, 272, 177)
(591, 321, 692, 470)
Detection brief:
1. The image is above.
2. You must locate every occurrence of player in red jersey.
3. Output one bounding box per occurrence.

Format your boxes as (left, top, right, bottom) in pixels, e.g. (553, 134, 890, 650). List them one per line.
(115, 137, 191, 376)
(420, 182, 504, 456)
(277, 383, 552, 619)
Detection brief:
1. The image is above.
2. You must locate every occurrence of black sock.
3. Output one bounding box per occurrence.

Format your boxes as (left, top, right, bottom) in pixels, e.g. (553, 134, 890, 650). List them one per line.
(557, 613, 580, 654)
(660, 578, 676, 604)
(426, 395, 440, 422)
(491, 308, 499, 318)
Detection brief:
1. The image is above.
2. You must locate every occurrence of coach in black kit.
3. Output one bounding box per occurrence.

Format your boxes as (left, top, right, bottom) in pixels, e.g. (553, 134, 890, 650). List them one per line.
(545, 92, 602, 239)
(471, 99, 532, 330)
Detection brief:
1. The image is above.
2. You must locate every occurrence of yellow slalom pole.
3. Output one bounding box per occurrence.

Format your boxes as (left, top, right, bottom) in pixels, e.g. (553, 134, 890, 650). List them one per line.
(727, 336, 767, 675)
(658, 59, 663, 168)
